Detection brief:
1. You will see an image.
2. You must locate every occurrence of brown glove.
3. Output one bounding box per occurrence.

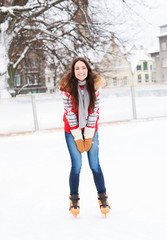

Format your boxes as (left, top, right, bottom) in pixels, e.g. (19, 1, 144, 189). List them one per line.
(84, 138, 93, 152)
(71, 128, 85, 153)
(75, 139, 85, 153)
(84, 127, 95, 152)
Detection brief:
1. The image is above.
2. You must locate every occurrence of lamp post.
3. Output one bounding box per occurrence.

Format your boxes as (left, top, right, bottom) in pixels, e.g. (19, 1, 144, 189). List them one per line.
(130, 71, 137, 120)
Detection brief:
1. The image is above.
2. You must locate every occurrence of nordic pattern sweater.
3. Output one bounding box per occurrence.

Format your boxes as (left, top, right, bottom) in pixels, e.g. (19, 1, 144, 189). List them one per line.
(61, 86, 100, 133)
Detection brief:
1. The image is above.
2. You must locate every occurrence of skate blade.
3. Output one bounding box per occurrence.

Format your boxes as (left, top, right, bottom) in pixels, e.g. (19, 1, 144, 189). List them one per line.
(70, 208, 80, 217)
(101, 206, 110, 216)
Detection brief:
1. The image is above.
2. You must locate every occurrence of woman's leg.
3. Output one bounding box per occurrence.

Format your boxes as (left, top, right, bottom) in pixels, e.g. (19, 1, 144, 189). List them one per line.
(87, 131, 106, 193)
(65, 131, 82, 195)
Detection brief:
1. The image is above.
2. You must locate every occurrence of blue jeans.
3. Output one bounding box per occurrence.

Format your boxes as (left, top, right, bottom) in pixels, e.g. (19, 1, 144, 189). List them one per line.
(65, 131, 106, 195)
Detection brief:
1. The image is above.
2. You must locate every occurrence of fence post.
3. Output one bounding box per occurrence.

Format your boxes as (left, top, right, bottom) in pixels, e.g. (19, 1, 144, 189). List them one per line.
(31, 95, 39, 131)
(130, 73, 137, 120)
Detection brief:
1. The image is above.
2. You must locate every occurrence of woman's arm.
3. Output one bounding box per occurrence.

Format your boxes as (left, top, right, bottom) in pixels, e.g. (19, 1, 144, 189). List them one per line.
(61, 90, 84, 152)
(62, 91, 79, 129)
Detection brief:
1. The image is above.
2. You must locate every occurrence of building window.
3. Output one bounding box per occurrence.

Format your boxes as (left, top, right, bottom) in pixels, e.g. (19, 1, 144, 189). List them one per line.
(150, 65, 152, 71)
(160, 25, 167, 33)
(161, 42, 167, 51)
(138, 74, 142, 83)
(143, 62, 148, 71)
(113, 77, 118, 86)
(162, 58, 167, 67)
(34, 75, 38, 85)
(152, 79, 156, 83)
(123, 76, 128, 85)
(145, 74, 149, 83)
(14, 75, 20, 86)
(27, 76, 31, 85)
(136, 65, 141, 71)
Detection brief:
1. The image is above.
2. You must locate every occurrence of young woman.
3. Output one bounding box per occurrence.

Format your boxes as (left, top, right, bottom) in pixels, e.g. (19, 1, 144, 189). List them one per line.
(59, 57, 110, 217)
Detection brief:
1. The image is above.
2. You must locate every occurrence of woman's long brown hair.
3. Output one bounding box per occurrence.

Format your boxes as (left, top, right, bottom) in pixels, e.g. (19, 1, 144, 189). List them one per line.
(62, 57, 97, 112)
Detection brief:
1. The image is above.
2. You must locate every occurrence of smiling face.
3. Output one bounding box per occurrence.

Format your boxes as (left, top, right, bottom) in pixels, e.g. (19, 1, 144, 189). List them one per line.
(74, 60, 88, 81)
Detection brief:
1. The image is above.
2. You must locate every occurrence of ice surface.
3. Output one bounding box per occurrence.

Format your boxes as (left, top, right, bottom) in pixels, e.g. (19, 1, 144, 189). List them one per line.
(0, 118, 167, 240)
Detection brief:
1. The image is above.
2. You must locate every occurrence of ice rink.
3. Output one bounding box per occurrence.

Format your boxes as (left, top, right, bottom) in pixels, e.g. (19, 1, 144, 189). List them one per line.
(1, 118, 167, 240)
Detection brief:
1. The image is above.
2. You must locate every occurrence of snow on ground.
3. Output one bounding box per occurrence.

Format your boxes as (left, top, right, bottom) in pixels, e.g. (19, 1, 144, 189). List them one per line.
(0, 118, 167, 240)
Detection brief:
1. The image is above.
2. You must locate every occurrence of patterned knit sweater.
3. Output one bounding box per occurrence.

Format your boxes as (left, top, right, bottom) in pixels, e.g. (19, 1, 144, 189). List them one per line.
(59, 75, 106, 133)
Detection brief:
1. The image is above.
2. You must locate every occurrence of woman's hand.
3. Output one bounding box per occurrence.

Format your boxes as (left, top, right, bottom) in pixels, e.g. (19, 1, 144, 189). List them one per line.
(75, 139, 85, 153)
(71, 128, 84, 153)
(84, 138, 93, 152)
(84, 127, 95, 152)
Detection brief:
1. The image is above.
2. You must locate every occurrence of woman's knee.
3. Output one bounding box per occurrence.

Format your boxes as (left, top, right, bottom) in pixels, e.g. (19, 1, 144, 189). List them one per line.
(71, 165, 82, 175)
(89, 163, 100, 173)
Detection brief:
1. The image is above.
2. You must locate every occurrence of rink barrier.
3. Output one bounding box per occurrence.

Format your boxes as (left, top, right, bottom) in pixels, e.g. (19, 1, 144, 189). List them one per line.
(1, 83, 167, 136)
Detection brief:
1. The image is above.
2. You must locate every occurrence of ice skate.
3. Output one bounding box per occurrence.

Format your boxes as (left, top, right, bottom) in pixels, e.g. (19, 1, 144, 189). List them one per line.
(69, 194, 80, 217)
(98, 192, 110, 216)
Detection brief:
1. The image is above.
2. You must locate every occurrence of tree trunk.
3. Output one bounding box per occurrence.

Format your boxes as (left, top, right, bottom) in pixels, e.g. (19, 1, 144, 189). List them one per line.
(0, 22, 11, 98)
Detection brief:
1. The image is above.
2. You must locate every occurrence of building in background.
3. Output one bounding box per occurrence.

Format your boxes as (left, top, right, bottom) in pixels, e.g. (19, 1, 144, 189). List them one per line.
(150, 24, 167, 83)
(128, 46, 153, 86)
(95, 41, 132, 87)
(45, 67, 56, 93)
(95, 40, 153, 87)
(14, 51, 46, 95)
(14, 28, 162, 96)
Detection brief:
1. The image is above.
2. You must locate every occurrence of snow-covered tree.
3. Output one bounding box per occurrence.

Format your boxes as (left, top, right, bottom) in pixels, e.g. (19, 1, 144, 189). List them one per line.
(0, 0, 152, 98)
(0, 0, 99, 97)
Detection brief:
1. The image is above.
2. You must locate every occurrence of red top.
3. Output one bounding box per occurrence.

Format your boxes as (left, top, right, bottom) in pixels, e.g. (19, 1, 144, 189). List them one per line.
(60, 88, 100, 134)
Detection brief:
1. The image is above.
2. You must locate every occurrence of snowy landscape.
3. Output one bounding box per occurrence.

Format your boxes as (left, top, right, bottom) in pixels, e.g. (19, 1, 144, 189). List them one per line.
(1, 1, 167, 239)
(0, 116, 167, 240)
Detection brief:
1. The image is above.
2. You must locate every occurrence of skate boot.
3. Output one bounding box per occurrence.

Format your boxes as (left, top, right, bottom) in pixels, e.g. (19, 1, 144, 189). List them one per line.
(69, 194, 80, 217)
(98, 192, 110, 216)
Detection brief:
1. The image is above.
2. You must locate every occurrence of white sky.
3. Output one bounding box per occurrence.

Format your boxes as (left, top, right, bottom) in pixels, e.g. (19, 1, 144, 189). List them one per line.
(135, 0, 167, 49)
(97, 0, 167, 49)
